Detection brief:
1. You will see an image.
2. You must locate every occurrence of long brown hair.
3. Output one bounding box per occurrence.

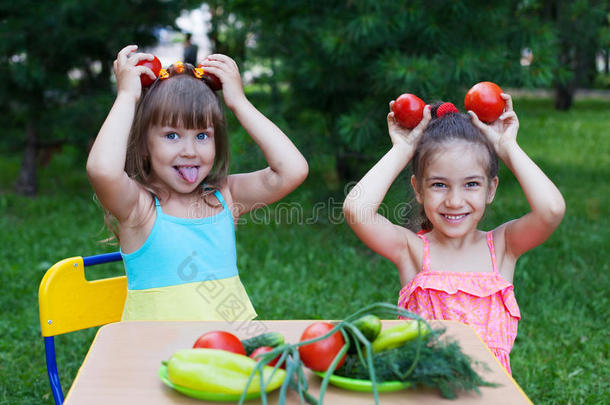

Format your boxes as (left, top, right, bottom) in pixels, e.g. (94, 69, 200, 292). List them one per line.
(102, 63, 229, 242)
(410, 102, 498, 231)
(126, 63, 229, 195)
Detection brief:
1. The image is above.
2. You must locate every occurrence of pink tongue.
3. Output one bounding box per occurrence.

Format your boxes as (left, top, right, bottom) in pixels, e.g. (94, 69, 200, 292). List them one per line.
(178, 167, 198, 183)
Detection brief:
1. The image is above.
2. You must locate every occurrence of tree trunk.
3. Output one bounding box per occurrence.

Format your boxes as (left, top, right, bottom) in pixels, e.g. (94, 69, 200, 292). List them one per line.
(554, 83, 573, 110)
(15, 119, 38, 196)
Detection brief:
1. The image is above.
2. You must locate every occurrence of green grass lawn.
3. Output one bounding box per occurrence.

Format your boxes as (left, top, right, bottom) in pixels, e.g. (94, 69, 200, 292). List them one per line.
(0, 97, 608, 404)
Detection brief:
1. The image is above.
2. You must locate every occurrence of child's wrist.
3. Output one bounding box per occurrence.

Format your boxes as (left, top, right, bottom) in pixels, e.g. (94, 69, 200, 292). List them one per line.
(227, 94, 252, 113)
(115, 91, 138, 104)
(497, 140, 522, 162)
(390, 143, 415, 164)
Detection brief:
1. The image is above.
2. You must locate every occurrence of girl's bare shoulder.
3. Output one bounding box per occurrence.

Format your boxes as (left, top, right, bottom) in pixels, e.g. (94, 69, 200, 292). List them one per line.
(395, 228, 425, 284)
(117, 189, 157, 253)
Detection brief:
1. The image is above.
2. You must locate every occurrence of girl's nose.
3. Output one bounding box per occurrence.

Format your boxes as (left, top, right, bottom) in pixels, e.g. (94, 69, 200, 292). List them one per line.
(180, 139, 197, 157)
(445, 190, 464, 207)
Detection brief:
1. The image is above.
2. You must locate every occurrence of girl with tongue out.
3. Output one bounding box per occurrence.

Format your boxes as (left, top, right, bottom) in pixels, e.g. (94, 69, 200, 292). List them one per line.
(87, 45, 308, 321)
(343, 98, 565, 374)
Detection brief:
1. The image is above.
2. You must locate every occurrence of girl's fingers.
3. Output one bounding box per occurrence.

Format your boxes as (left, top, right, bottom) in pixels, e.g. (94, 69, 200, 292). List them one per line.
(135, 65, 156, 80)
(200, 65, 224, 79)
(200, 60, 225, 71)
(468, 110, 486, 130)
(416, 105, 432, 128)
(501, 93, 513, 112)
(499, 111, 517, 121)
(205, 53, 236, 66)
(117, 45, 138, 64)
(423, 104, 431, 119)
(389, 100, 394, 110)
(387, 111, 396, 123)
(128, 53, 154, 66)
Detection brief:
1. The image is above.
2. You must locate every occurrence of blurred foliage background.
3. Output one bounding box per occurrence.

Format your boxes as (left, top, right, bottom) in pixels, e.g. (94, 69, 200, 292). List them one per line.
(1, 0, 608, 195)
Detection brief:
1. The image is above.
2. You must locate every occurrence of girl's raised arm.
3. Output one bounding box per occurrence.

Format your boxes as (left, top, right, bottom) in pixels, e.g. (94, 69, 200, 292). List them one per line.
(86, 45, 156, 223)
(199, 55, 308, 217)
(343, 105, 431, 265)
(470, 94, 565, 258)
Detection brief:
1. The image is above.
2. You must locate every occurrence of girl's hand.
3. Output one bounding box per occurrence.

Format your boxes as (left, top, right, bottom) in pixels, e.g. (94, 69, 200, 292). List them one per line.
(113, 45, 156, 102)
(198, 54, 246, 110)
(387, 103, 431, 151)
(469, 93, 519, 159)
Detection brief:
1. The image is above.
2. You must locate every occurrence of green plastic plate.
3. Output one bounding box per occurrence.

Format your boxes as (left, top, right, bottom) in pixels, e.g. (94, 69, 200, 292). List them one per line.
(159, 364, 264, 402)
(313, 371, 409, 393)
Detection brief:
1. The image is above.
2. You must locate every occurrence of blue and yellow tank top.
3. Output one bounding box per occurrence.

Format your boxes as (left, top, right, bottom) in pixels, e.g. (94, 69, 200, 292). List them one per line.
(120, 190, 257, 321)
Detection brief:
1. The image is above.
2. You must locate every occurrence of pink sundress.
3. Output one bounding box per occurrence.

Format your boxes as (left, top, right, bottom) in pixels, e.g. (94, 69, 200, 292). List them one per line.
(398, 231, 521, 374)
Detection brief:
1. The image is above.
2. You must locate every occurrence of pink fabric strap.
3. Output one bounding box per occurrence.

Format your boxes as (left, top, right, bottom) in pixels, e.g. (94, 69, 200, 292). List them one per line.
(486, 231, 499, 274)
(417, 233, 431, 272)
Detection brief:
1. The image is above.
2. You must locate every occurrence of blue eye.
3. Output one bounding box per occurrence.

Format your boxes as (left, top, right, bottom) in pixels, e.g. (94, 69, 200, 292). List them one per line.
(165, 132, 178, 140)
(196, 132, 209, 140)
(466, 181, 480, 188)
(432, 183, 446, 189)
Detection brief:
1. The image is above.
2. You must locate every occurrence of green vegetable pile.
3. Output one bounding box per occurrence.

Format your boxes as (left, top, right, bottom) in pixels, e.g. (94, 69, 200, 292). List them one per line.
(336, 330, 495, 399)
(239, 303, 496, 405)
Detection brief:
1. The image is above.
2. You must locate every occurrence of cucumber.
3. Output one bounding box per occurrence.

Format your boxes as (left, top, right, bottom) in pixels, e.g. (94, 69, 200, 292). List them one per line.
(241, 332, 285, 356)
(353, 314, 382, 342)
(347, 314, 382, 353)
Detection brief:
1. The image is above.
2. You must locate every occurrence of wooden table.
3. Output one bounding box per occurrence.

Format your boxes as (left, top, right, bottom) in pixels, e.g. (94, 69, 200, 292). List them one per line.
(64, 320, 532, 404)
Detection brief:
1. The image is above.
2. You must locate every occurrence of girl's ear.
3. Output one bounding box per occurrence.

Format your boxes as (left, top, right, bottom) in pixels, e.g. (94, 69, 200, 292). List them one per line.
(486, 176, 499, 204)
(411, 175, 423, 204)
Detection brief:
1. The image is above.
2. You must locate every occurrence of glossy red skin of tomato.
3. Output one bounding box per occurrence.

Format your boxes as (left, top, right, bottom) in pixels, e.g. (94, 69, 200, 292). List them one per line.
(249, 346, 285, 369)
(136, 56, 162, 87)
(464, 81, 505, 123)
(298, 322, 346, 372)
(391, 93, 426, 129)
(192, 331, 246, 355)
(197, 64, 222, 91)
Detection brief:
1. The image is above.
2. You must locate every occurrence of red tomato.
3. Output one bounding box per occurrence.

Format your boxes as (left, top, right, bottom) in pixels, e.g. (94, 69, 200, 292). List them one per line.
(197, 64, 222, 91)
(391, 93, 426, 129)
(192, 331, 246, 355)
(298, 322, 346, 372)
(464, 81, 505, 123)
(250, 346, 285, 369)
(136, 56, 162, 87)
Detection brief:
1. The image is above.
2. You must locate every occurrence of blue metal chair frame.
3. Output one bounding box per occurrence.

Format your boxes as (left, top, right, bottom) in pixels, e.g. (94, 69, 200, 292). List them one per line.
(43, 252, 122, 405)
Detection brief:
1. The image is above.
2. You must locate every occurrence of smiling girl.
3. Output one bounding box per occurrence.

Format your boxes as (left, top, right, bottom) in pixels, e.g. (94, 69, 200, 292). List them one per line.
(87, 45, 308, 321)
(343, 98, 564, 374)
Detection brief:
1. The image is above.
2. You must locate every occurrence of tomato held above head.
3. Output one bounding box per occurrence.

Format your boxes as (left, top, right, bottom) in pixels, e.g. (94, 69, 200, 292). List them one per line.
(391, 93, 426, 129)
(193, 331, 246, 355)
(298, 322, 346, 372)
(464, 81, 505, 123)
(136, 55, 162, 87)
(249, 346, 285, 369)
(197, 64, 222, 91)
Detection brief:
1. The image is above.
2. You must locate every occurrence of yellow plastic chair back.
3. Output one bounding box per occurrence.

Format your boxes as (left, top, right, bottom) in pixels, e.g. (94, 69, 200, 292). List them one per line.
(39, 255, 126, 337)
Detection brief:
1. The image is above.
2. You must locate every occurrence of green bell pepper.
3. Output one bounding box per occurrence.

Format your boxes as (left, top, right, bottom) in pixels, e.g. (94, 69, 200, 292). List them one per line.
(166, 348, 286, 394)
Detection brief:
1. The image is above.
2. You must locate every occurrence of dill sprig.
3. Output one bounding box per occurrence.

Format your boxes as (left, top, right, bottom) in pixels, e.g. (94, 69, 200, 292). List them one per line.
(335, 330, 497, 399)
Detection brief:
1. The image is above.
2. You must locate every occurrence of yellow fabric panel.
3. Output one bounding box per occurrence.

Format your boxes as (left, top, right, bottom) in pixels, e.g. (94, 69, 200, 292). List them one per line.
(121, 275, 257, 321)
(39, 257, 127, 337)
